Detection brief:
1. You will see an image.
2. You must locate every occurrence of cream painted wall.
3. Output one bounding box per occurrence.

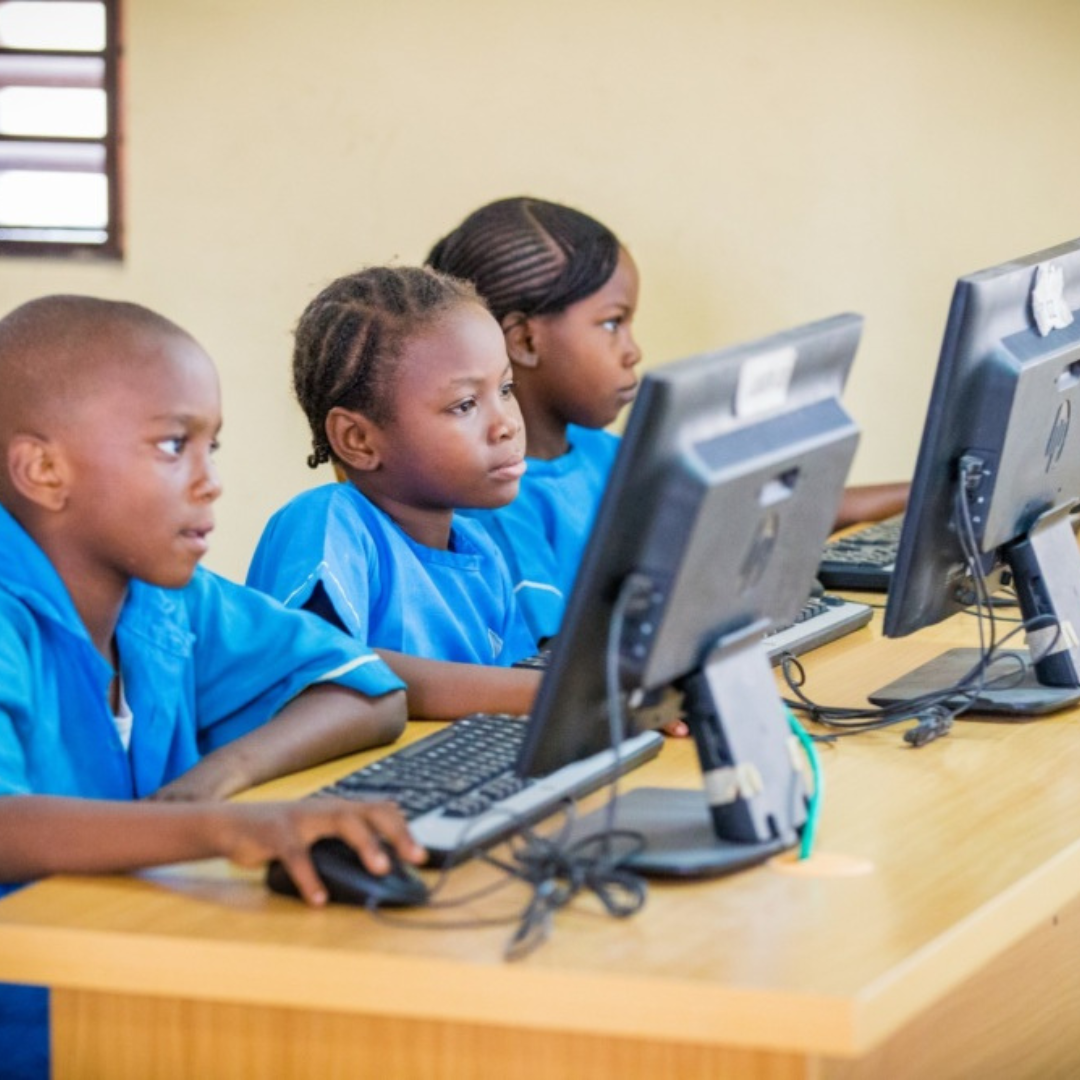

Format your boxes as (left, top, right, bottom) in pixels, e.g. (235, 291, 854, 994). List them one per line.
(2, 0, 1078, 580)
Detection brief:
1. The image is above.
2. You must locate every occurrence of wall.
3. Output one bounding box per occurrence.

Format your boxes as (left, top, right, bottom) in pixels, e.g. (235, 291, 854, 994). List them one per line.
(2, 0, 1078, 580)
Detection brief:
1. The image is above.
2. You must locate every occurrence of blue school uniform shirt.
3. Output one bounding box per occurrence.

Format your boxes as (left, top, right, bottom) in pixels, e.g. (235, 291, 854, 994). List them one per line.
(246, 482, 537, 665)
(0, 504, 404, 1080)
(462, 425, 619, 642)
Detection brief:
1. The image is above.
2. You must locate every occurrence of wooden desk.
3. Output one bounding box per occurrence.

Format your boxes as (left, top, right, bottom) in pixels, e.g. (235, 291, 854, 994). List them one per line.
(3, 610, 1080, 1079)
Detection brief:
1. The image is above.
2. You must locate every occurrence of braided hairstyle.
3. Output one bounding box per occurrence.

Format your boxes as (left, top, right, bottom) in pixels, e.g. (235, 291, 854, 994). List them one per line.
(292, 265, 482, 469)
(426, 196, 621, 326)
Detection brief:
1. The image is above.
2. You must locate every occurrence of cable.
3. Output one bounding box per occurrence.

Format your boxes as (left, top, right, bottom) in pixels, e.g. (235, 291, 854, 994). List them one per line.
(786, 709, 821, 859)
(496, 576, 655, 958)
(368, 575, 655, 959)
(782, 459, 1066, 746)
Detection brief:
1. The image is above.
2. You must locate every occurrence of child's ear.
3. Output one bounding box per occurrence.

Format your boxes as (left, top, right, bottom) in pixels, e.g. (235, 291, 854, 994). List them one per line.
(501, 313, 540, 369)
(325, 407, 382, 472)
(6, 434, 70, 510)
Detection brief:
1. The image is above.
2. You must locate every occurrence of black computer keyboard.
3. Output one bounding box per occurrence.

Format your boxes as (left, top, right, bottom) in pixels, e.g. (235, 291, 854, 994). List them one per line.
(317, 714, 663, 865)
(818, 513, 904, 591)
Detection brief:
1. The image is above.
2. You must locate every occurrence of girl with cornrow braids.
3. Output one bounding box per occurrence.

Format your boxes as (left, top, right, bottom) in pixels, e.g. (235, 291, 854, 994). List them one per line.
(247, 266, 544, 721)
(428, 197, 641, 650)
(428, 196, 909, 653)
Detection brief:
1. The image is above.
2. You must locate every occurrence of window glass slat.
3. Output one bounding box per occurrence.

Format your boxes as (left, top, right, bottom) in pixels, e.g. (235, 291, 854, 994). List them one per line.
(0, 168, 107, 227)
(0, 53, 104, 88)
(0, 138, 104, 170)
(0, 85, 106, 136)
(0, 2, 106, 52)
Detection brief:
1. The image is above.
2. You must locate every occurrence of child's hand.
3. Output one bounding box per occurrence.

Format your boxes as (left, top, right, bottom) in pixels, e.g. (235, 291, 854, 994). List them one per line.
(661, 717, 690, 738)
(210, 797, 425, 906)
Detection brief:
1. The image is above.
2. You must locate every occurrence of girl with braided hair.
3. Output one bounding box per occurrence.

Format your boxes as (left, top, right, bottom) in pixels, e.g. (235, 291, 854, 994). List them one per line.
(247, 265, 543, 721)
(428, 196, 909, 649)
(428, 196, 641, 647)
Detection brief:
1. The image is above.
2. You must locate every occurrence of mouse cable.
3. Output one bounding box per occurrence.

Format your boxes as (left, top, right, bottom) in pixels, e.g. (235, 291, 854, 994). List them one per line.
(370, 807, 647, 961)
(482, 575, 656, 960)
(500, 577, 654, 960)
(362, 810, 642, 951)
(369, 584, 654, 956)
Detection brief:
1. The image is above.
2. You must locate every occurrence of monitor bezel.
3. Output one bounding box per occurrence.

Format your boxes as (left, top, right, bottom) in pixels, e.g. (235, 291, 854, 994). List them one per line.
(884, 237, 1080, 641)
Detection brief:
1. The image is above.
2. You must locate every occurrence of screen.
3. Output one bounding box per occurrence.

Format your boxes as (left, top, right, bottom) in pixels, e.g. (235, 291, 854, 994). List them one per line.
(516, 313, 862, 875)
(875, 237, 1080, 715)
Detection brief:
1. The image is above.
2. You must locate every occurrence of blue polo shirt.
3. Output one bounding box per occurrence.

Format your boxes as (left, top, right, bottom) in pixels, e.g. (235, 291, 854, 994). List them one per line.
(247, 482, 537, 666)
(462, 425, 619, 642)
(0, 504, 404, 1079)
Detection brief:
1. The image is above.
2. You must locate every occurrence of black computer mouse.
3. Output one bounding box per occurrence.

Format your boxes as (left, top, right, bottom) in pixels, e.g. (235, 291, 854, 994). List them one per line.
(266, 837, 430, 908)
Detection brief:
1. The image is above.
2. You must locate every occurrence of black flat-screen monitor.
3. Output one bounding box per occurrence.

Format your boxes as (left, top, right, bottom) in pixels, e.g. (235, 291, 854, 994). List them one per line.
(874, 237, 1080, 716)
(518, 313, 862, 875)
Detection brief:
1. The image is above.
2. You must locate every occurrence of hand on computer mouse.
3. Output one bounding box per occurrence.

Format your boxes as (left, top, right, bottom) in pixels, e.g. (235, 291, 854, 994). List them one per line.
(265, 833, 429, 911)
(267, 836, 430, 908)
(252, 798, 426, 907)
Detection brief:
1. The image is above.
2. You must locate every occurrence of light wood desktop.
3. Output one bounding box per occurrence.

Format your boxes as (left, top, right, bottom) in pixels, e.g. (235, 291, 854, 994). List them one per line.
(3, 607, 1080, 1078)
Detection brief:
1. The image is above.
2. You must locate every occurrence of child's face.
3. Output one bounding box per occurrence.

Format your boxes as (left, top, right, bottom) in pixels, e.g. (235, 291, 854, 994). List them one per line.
(59, 330, 223, 594)
(373, 302, 526, 511)
(526, 246, 642, 429)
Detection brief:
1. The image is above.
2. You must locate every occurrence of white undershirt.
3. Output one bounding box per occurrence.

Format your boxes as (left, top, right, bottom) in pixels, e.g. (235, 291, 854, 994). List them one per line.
(112, 676, 133, 752)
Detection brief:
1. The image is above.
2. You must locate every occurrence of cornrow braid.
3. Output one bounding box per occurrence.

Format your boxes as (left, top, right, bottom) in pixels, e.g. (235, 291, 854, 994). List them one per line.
(426, 196, 621, 325)
(292, 266, 481, 469)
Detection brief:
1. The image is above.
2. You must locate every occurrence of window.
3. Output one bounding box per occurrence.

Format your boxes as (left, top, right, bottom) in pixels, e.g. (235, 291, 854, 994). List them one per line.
(0, 0, 121, 258)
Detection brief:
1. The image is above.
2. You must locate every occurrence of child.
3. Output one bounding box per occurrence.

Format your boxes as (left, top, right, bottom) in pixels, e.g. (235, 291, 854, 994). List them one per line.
(427, 195, 910, 643)
(0, 295, 425, 1080)
(427, 196, 637, 645)
(246, 266, 543, 721)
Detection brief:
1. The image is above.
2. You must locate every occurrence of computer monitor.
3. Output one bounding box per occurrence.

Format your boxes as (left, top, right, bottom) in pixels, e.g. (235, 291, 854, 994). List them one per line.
(517, 313, 863, 876)
(873, 237, 1080, 716)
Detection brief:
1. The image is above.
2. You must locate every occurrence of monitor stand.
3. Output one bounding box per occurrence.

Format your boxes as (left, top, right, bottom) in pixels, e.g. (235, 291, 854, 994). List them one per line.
(871, 505, 1080, 718)
(868, 648, 1080, 717)
(570, 627, 808, 878)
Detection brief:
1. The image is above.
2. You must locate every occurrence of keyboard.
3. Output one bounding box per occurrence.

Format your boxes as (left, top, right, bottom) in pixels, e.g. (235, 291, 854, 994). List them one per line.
(515, 591, 874, 672)
(324, 592, 871, 865)
(317, 715, 664, 865)
(512, 648, 552, 670)
(763, 591, 873, 663)
(818, 513, 904, 591)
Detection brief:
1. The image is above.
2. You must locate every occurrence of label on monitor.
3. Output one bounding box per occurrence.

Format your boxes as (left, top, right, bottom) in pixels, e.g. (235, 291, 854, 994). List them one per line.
(1031, 262, 1074, 337)
(735, 346, 796, 417)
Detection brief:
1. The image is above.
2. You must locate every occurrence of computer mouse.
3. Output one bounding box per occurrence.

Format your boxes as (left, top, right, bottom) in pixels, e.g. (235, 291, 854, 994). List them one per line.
(266, 837, 430, 908)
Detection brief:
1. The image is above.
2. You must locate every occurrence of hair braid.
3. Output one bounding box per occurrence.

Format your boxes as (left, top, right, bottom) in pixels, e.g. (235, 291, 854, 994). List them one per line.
(426, 196, 621, 324)
(292, 266, 481, 469)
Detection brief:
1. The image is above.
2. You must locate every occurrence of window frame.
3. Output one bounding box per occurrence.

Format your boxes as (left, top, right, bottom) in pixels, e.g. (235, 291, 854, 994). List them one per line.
(0, 0, 123, 260)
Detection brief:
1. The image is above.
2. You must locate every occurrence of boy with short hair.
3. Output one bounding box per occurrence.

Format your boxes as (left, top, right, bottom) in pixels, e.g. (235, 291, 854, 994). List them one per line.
(0, 295, 424, 1080)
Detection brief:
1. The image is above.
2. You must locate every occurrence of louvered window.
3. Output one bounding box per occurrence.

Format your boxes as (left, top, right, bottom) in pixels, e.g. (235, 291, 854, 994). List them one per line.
(0, 0, 121, 257)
